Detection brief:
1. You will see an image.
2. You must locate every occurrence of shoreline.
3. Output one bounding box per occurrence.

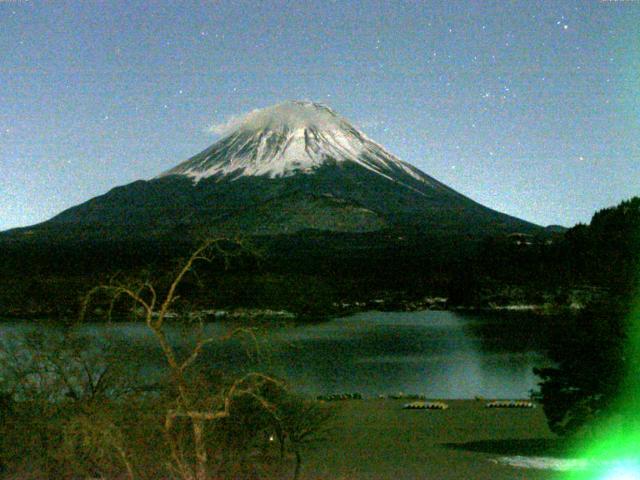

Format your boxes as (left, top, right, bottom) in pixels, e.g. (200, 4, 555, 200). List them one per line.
(0, 301, 578, 323)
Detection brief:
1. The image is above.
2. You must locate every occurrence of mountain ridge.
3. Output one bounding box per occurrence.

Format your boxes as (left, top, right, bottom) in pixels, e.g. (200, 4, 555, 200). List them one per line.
(2, 100, 541, 240)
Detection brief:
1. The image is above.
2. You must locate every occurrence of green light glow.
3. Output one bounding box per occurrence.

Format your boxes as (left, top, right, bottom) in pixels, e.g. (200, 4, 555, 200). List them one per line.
(565, 295, 640, 480)
(563, 292, 640, 479)
(600, 464, 640, 480)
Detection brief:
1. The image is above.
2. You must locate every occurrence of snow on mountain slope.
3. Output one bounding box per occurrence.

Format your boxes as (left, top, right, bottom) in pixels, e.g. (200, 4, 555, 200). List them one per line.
(159, 101, 436, 191)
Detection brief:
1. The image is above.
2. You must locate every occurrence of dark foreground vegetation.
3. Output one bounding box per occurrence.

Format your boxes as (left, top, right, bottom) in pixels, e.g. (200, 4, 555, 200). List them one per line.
(0, 332, 332, 480)
(0, 243, 333, 480)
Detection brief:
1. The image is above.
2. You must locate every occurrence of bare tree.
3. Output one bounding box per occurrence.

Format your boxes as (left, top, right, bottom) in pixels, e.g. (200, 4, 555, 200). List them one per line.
(275, 396, 334, 480)
(81, 239, 282, 480)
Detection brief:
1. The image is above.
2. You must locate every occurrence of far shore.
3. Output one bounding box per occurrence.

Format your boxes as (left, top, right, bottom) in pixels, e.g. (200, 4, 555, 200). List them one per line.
(0, 299, 580, 323)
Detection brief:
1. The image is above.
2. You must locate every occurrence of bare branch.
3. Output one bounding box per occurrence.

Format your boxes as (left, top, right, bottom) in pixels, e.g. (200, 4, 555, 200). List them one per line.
(165, 411, 194, 480)
(179, 337, 216, 373)
(81, 284, 153, 323)
(76, 238, 272, 480)
(157, 239, 220, 327)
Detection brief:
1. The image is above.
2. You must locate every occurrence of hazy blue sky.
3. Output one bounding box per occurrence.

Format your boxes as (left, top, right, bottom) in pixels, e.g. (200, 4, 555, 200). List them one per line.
(1, 0, 639, 230)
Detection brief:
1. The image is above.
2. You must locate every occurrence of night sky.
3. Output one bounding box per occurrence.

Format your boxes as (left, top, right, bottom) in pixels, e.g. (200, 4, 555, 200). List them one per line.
(1, 0, 638, 231)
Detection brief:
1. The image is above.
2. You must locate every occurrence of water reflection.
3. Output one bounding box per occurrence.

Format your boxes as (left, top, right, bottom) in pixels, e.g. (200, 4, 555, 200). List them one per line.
(261, 311, 549, 398)
(0, 310, 552, 399)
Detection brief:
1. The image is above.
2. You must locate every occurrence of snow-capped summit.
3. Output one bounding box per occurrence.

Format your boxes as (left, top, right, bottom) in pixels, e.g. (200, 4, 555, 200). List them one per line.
(213, 100, 347, 133)
(160, 100, 429, 185)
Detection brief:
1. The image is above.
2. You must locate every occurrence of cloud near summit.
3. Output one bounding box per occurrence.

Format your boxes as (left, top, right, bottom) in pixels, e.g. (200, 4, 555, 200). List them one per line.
(207, 101, 346, 137)
(208, 109, 262, 136)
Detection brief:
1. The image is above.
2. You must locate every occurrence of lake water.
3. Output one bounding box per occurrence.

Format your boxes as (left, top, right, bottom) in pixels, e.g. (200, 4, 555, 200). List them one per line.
(0, 310, 553, 399)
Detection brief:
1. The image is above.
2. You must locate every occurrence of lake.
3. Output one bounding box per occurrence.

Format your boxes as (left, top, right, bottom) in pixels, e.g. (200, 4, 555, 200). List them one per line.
(0, 310, 554, 399)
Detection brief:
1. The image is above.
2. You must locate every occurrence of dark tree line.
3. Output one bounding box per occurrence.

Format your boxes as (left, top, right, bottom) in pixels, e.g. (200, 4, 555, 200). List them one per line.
(533, 197, 640, 434)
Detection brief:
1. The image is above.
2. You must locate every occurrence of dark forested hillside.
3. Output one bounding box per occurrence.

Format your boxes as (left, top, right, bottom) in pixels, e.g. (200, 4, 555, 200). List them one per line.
(1, 197, 638, 320)
(533, 198, 640, 435)
(446, 197, 640, 307)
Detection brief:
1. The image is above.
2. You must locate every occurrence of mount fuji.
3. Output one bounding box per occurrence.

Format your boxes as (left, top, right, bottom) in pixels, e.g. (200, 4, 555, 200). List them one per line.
(6, 101, 539, 241)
